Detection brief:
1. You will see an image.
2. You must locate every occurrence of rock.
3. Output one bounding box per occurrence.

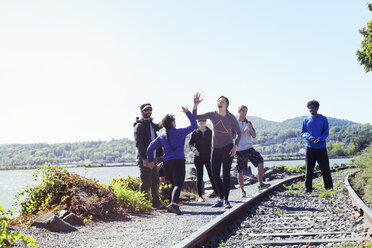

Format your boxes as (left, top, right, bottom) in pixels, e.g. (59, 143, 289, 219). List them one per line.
(264, 168, 285, 177)
(244, 176, 258, 185)
(58, 211, 85, 226)
(185, 167, 197, 180)
(31, 212, 78, 232)
(183, 180, 197, 192)
(58, 210, 70, 219)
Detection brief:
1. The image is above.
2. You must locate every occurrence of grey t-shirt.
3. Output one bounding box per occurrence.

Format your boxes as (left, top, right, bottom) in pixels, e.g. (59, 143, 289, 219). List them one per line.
(192, 109, 241, 149)
(236, 120, 253, 151)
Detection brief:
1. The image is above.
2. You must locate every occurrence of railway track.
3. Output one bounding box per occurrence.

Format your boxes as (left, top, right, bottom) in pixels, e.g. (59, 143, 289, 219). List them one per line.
(176, 168, 372, 247)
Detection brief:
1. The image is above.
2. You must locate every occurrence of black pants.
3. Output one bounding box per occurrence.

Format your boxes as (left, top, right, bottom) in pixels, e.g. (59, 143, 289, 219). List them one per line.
(305, 147, 333, 192)
(139, 157, 161, 207)
(194, 156, 217, 197)
(164, 159, 185, 204)
(211, 144, 234, 201)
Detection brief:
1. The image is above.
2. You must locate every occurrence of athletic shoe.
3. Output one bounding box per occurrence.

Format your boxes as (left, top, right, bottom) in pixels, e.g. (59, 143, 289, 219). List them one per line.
(302, 189, 312, 194)
(241, 190, 246, 198)
(258, 182, 271, 190)
(211, 200, 223, 208)
(167, 203, 183, 215)
(224, 201, 232, 209)
(198, 196, 205, 202)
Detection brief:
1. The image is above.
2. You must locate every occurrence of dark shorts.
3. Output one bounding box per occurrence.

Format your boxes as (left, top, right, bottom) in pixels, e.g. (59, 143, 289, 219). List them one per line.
(236, 148, 264, 172)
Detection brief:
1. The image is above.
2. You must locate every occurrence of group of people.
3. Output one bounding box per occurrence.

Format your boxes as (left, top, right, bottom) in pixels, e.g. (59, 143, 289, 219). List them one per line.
(133, 93, 333, 215)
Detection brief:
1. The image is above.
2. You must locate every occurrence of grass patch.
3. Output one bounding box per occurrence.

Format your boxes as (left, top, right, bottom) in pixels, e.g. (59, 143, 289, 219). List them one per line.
(350, 144, 372, 205)
(334, 240, 372, 248)
(272, 163, 306, 174)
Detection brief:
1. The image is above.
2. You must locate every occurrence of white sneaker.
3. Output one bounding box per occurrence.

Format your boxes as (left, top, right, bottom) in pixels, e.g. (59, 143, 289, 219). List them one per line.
(198, 196, 205, 202)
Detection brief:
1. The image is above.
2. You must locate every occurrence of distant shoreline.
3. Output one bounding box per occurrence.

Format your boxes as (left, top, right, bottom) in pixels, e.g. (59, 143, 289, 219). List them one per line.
(0, 156, 352, 171)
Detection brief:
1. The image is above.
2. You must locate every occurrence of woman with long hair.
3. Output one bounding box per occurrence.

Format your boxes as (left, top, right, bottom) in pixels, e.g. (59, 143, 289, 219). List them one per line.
(146, 107, 197, 215)
(192, 93, 242, 209)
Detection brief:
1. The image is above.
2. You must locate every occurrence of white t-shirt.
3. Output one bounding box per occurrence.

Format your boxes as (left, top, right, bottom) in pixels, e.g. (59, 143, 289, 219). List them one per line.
(236, 120, 253, 151)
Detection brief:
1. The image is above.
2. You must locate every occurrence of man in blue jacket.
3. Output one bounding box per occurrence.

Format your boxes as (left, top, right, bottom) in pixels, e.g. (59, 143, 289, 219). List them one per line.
(301, 100, 333, 193)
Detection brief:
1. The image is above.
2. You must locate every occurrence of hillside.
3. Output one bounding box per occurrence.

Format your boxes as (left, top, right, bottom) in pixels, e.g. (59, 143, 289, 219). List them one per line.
(0, 116, 370, 167)
(246, 116, 357, 131)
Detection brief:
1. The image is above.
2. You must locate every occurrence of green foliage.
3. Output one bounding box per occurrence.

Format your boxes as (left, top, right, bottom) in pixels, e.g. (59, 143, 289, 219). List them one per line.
(0, 202, 38, 247)
(0, 138, 136, 166)
(218, 242, 229, 248)
(356, 3, 372, 72)
(15, 164, 118, 222)
(350, 144, 372, 204)
(159, 183, 172, 206)
(335, 240, 372, 248)
(318, 189, 334, 198)
(275, 163, 306, 174)
(109, 176, 140, 191)
(110, 180, 152, 213)
(283, 182, 305, 195)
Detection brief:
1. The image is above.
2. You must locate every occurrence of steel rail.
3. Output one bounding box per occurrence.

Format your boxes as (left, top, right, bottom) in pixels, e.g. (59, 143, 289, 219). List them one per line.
(345, 172, 372, 230)
(174, 166, 358, 248)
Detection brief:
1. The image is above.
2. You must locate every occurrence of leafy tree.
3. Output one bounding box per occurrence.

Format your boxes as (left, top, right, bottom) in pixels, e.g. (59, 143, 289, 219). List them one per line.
(356, 3, 372, 72)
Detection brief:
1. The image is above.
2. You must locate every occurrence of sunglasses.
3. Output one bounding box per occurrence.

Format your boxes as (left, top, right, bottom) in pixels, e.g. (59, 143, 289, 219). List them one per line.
(198, 120, 206, 122)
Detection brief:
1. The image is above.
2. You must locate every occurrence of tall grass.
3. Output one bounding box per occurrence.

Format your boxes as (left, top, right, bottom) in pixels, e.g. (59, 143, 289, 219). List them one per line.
(351, 144, 372, 204)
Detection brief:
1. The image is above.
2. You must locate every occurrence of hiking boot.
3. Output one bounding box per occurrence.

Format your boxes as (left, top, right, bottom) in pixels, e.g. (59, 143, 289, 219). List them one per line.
(241, 190, 246, 198)
(258, 182, 271, 190)
(224, 201, 232, 209)
(167, 203, 183, 215)
(211, 200, 223, 208)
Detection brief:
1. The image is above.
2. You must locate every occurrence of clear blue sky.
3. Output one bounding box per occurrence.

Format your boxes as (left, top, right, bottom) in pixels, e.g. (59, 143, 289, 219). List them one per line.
(0, 1, 371, 144)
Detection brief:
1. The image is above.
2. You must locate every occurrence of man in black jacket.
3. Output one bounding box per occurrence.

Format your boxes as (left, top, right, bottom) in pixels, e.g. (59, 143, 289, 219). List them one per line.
(134, 103, 165, 209)
(189, 119, 217, 202)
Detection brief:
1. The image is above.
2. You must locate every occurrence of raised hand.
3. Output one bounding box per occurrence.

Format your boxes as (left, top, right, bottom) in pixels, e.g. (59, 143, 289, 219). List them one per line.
(181, 106, 189, 113)
(194, 92, 203, 105)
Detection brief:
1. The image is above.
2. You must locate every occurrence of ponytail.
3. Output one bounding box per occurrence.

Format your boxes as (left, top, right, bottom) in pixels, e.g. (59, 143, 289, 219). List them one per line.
(161, 114, 176, 151)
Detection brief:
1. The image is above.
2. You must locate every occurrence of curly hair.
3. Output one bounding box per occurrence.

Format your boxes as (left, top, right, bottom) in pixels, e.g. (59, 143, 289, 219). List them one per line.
(307, 100, 320, 109)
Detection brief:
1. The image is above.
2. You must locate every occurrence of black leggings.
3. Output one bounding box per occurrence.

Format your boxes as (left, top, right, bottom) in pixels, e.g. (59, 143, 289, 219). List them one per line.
(194, 156, 217, 197)
(211, 144, 234, 201)
(305, 147, 333, 191)
(163, 159, 185, 204)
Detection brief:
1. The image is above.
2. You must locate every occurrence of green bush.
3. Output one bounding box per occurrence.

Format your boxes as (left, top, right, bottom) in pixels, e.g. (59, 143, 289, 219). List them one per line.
(109, 177, 173, 207)
(351, 144, 372, 204)
(15, 164, 119, 221)
(110, 181, 152, 213)
(109, 176, 140, 191)
(0, 202, 38, 247)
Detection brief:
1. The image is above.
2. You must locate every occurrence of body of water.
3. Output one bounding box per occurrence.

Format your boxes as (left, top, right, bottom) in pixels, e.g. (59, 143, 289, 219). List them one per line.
(0, 158, 351, 213)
